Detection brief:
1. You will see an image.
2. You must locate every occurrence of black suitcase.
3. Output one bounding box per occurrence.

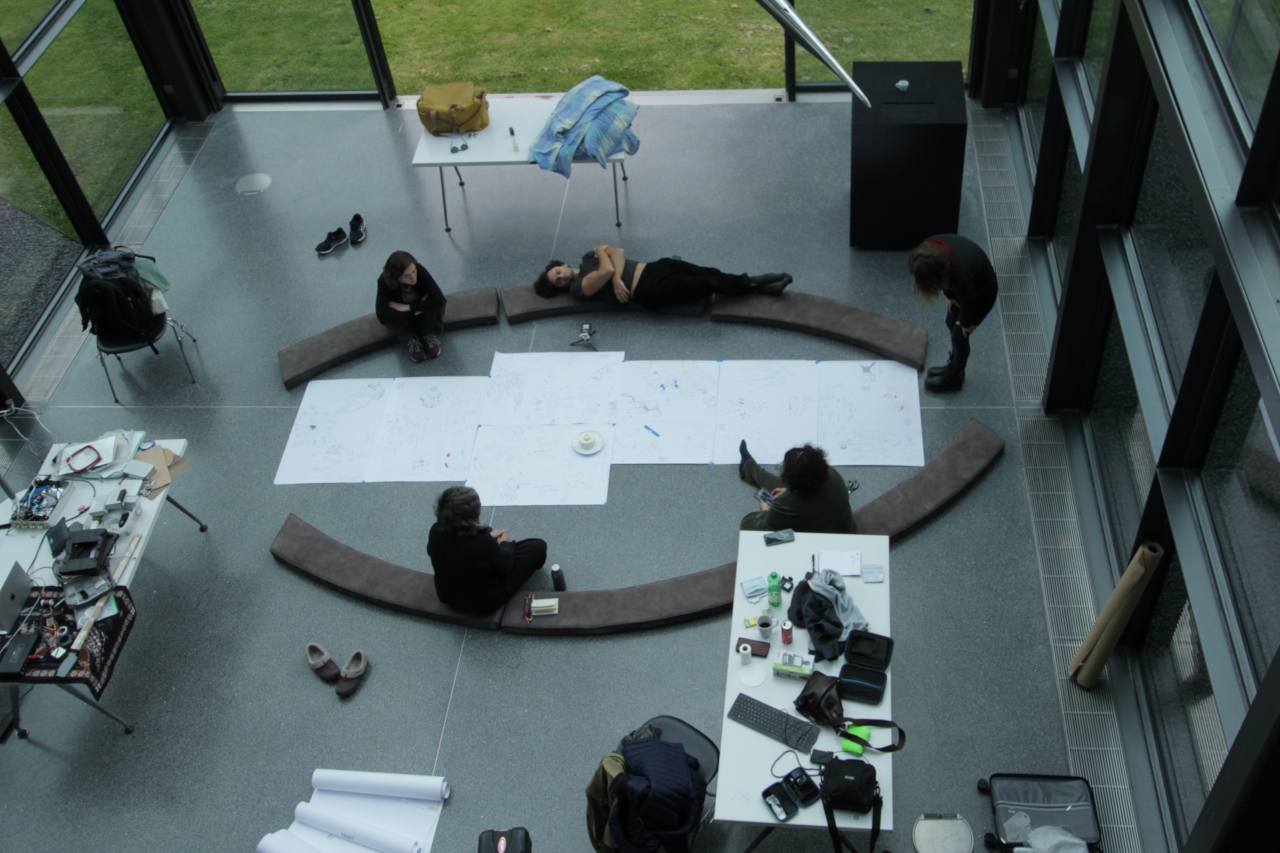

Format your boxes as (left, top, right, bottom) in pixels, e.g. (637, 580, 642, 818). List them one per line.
(977, 773, 1102, 850)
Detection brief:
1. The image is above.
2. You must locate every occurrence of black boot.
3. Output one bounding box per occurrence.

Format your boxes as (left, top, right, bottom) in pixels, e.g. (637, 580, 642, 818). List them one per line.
(926, 355, 954, 378)
(747, 273, 791, 296)
(925, 368, 964, 393)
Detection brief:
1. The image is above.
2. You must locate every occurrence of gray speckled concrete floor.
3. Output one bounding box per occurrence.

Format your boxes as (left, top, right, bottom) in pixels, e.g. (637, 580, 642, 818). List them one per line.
(1, 101, 1064, 852)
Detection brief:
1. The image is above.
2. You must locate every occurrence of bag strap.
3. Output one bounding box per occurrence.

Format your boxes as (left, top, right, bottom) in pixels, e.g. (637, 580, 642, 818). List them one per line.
(821, 789, 882, 853)
(837, 718, 906, 753)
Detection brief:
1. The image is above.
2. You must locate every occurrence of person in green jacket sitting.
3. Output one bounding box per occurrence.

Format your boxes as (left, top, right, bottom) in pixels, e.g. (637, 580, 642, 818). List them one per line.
(737, 442, 855, 533)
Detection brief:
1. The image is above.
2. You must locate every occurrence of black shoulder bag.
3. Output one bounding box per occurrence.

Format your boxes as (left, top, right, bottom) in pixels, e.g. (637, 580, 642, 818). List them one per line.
(820, 757, 883, 853)
(793, 671, 906, 754)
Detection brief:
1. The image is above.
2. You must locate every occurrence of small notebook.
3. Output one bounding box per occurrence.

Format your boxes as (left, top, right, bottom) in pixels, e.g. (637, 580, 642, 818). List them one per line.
(818, 550, 862, 577)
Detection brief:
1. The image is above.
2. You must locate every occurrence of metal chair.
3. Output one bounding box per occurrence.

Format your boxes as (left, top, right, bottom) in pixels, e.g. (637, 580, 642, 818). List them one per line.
(96, 314, 197, 404)
(634, 715, 721, 843)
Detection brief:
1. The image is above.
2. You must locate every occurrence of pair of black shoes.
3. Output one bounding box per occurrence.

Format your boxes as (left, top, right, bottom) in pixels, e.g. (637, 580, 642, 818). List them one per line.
(747, 273, 793, 296)
(925, 361, 964, 393)
(316, 214, 367, 255)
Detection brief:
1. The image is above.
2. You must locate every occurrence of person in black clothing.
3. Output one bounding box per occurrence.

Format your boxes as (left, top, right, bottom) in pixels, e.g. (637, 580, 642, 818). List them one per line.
(376, 250, 447, 363)
(907, 234, 1000, 392)
(427, 486, 550, 616)
(533, 244, 792, 308)
(737, 441, 855, 533)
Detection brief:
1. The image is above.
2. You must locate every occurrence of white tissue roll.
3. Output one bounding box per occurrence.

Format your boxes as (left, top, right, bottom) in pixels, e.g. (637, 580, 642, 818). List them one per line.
(294, 801, 422, 853)
(256, 829, 322, 853)
(310, 769, 450, 802)
(739, 643, 752, 665)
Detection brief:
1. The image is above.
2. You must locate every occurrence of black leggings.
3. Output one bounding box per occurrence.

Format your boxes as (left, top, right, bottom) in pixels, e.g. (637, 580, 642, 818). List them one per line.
(383, 308, 444, 347)
(633, 258, 751, 308)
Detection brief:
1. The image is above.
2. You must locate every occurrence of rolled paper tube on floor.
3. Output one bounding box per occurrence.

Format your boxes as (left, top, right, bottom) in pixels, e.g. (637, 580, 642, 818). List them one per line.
(1068, 542, 1164, 689)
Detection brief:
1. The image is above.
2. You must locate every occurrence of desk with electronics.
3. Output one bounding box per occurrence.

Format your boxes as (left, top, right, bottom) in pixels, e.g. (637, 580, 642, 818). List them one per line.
(0, 432, 205, 741)
(718, 530, 899, 852)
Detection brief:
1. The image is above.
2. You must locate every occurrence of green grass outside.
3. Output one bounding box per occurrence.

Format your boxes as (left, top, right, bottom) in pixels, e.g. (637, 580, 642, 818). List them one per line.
(1, 0, 972, 240)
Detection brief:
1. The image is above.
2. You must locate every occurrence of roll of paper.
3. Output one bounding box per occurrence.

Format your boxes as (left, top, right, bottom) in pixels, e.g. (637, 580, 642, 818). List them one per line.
(739, 643, 752, 665)
(294, 801, 422, 853)
(311, 769, 450, 802)
(257, 829, 323, 853)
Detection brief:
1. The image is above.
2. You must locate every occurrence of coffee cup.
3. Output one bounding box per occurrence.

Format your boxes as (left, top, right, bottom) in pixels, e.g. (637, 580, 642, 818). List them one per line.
(757, 612, 774, 638)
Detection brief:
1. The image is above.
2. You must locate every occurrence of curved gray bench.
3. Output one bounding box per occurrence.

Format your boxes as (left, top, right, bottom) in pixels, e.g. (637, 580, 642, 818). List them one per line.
(271, 513, 503, 629)
(500, 285, 706, 324)
(497, 563, 735, 636)
(277, 288, 500, 390)
(853, 419, 1004, 538)
(710, 292, 928, 370)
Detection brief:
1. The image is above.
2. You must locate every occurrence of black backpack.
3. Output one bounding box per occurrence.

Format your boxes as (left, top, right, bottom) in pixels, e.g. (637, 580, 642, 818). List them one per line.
(74, 250, 163, 340)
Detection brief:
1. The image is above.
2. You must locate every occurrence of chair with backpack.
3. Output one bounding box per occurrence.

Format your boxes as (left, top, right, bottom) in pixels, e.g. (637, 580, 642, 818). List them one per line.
(586, 715, 718, 853)
(74, 248, 198, 404)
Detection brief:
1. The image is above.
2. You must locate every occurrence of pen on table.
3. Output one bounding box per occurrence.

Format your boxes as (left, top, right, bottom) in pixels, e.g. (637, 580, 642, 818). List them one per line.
(509, 126, 518, 152)
(811, 554, 815, 573)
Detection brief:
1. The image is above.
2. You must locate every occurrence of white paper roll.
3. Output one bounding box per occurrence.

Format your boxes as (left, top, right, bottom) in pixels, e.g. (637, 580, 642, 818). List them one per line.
(257, 829, 323, 853)
(738, 643, 752, 665)
(310, 769, 450, 802)
(294, 801, 422, 853)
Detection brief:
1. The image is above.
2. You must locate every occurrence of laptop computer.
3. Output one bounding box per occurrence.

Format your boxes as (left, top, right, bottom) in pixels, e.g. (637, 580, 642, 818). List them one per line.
(0, 562, 34, 634)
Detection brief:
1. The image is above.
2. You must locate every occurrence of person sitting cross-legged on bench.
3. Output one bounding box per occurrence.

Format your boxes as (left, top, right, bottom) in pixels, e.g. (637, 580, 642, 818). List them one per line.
(427, 486, 551, 616)
(533, 244, 792, 308)
(737, 442, 855, 533)
(376, 250, 447, 364)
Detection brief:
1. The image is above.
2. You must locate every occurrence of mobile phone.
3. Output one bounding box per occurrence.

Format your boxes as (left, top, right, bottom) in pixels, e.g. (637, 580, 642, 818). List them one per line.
(755, 488, 776, 505)
(784, 768, 820, 806)
(763, 529, 796, 546)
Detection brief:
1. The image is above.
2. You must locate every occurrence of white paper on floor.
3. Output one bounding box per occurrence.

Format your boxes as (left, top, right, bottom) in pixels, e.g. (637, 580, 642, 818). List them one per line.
(466, 423, 614, 505)
(711, 360, 821, 465)
(612, 360, 721, 463)
(364, 377, 491, 482)
(274, 379, 392, 485)
(484, 350, 624, 425)
(816, 360, 924, 466)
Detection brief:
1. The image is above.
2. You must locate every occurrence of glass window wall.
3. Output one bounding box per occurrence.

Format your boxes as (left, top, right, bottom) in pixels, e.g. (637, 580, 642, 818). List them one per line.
(1130, 112, 1215, 392)
(1052, 144, 1082, 285)
(1091, 316, 1153, 557)
(1083, 0, 1114, 101)
(190, 0, 373, 92)
(1025, 14, 1053, 162)
(1201, 352, 1280, 680)
(0, 2, 57, 53)
(1197, 0, 1280, 126)
(20, 0, 164, 223)
(1140, 554, 1228, 840)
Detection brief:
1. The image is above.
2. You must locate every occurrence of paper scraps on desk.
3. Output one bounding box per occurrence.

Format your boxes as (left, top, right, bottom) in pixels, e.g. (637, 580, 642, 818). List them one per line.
(862, 564, 884, 584)
(818, 550, 862, 577)
(134, 446, 189, 499)
(74, 592, 119, 628)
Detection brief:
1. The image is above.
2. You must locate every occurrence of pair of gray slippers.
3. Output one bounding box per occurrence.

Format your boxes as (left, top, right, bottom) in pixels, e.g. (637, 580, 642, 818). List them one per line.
(306, 643, 369, 699)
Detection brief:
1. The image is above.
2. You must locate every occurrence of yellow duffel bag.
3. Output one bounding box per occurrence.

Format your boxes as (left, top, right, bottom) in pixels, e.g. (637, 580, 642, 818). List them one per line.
(417, 81, 490, 136)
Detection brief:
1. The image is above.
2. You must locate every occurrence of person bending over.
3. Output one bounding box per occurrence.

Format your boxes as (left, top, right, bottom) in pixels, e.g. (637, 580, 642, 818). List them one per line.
(906, 234, 999, 393)
(737, 442, 855, 533)
(533, 244, 792, 309)
(427, 486, 550, 616)
(376, 250, 447, 363)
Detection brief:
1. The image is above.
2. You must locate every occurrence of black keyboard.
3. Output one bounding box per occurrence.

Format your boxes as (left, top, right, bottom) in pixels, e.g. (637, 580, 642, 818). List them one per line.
(727, 693, 820, 752)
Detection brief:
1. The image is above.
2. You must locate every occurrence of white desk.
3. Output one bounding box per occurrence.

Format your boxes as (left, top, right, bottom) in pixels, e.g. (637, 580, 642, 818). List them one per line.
(1, 439, 189, 587)
(410, 94, 630, 231)
(716, 531, 893, 833)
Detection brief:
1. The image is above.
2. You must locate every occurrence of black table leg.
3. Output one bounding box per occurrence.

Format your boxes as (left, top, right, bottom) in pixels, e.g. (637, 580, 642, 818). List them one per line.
(742, 826, 775, 852)
(438, 167, 452, 232)
(56, 683, 134, 734)
(612, 161, 622, 227)
(1, 684, 28, 741)
(165, 494, 209, 532)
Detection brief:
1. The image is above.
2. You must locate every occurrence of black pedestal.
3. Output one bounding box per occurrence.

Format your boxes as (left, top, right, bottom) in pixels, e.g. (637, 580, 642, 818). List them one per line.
(849, 61, 967, 249)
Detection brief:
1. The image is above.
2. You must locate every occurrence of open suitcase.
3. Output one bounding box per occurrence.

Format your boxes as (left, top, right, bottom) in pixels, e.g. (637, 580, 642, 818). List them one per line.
(977, 774, 1102, 850)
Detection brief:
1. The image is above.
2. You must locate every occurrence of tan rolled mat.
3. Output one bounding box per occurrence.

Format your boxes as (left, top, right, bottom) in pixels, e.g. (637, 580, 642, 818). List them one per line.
(853, 419, 1004, 540)
(270, 513, 502, 629)
(498, 563, 736, 635)
(277, 287, 499, 389)
(1068, 541, 1164, 689)
(710, 291, 928, 370)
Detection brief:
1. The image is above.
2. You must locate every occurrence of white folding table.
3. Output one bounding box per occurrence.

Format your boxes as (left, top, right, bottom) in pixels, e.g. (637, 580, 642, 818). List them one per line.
(716, 530, 893, 843)
(410, 94, 630, 232)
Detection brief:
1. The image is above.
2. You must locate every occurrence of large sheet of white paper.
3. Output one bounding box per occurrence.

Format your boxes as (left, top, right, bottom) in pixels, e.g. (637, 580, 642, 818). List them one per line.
(711, 361, 820, 465)
(611, 361, 721, 464)
(484, 351, 624, 425)
(364, 377, 491, 482)
(816, 360, 924, 466)
(466, 424, 613, 505)
(275, 379, 392, 484)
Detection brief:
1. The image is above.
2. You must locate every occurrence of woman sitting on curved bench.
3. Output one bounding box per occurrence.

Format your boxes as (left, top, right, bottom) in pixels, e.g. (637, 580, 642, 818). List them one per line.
(427, 486, 551, 615)
(377, 250, 447, 363)
(737, 442, 855, 533)
(533, 244, 792, 308)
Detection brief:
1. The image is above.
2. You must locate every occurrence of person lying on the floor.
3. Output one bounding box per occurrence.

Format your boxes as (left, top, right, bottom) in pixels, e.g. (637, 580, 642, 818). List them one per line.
(533, 244, 792, 308)
(737, 442, 855, 533)
(376, 250, 447, 364)
(427, 486, 550, 615)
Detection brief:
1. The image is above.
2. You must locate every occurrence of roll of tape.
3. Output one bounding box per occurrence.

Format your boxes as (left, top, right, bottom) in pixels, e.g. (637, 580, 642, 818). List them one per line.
(738, 643, 752, 665)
